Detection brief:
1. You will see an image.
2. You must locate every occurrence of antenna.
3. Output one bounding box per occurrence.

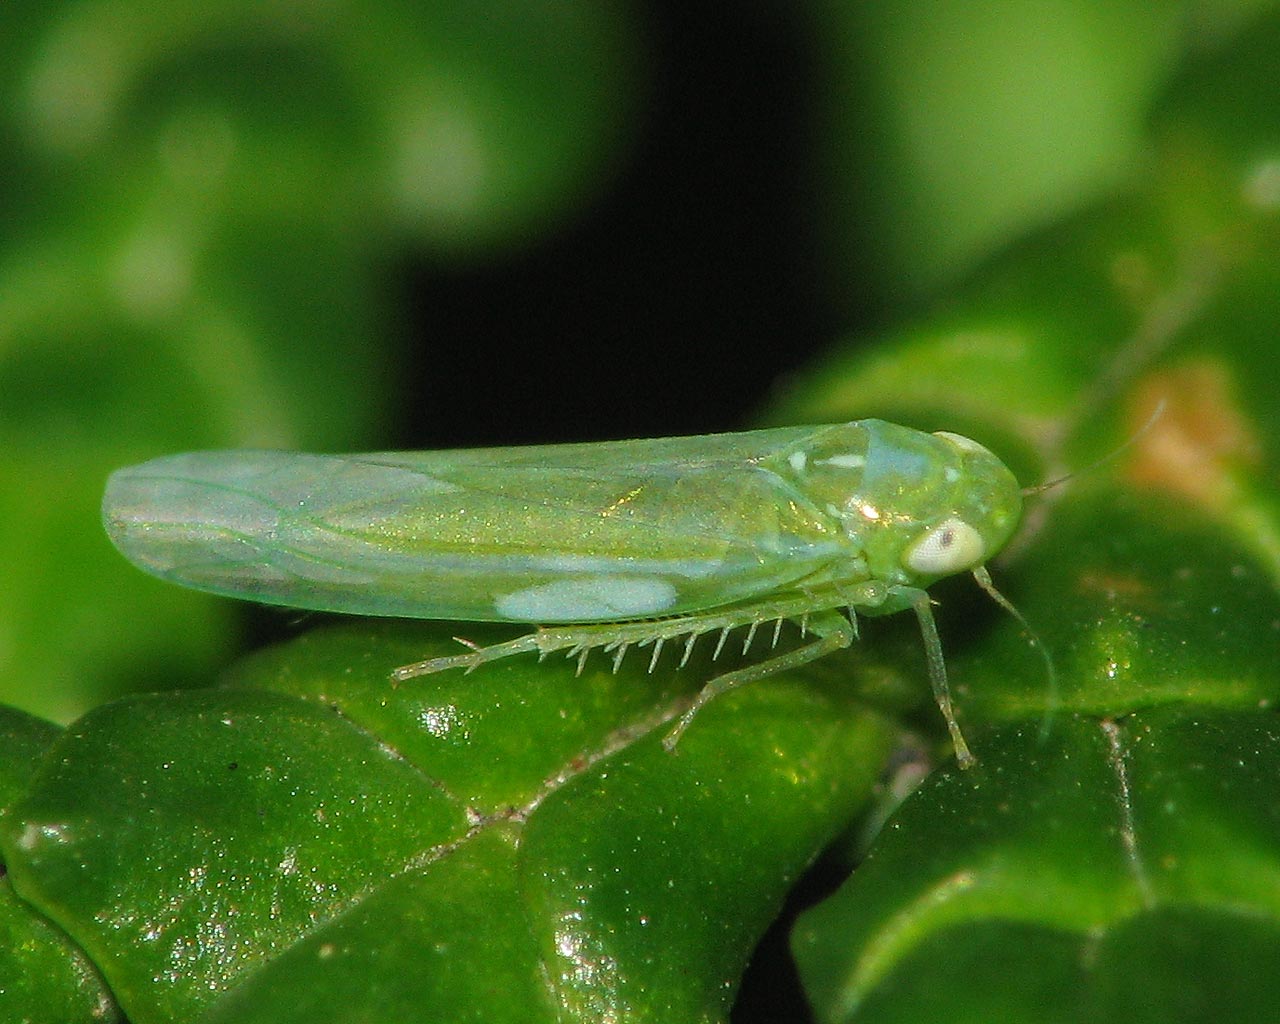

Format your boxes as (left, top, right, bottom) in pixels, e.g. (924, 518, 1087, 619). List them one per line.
(1021, 398, 1167, 498)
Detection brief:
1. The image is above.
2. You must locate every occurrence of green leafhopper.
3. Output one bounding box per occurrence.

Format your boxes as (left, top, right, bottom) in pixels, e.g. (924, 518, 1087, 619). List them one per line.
(102, 420, 1027, 767)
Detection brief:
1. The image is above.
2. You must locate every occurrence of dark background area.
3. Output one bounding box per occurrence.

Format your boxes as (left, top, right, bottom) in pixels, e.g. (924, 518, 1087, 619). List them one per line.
(400, 1, 849, 449)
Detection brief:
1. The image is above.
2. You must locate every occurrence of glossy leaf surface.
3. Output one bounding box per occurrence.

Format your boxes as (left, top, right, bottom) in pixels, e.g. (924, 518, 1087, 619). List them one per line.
(0, 707, 120, 1023)
(3, 624, 888, 1023)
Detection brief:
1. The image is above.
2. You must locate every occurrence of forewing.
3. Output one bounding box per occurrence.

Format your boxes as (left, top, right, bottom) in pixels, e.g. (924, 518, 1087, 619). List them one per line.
(103, 427, 848, 621)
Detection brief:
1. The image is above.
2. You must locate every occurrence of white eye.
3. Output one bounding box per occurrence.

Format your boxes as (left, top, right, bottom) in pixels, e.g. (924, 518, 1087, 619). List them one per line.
(904, 517, 985, 575)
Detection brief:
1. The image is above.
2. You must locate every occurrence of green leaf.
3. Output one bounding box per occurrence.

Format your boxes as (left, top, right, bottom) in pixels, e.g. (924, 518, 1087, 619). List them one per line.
(794, 713, 1280, 1023)
(783, 13, 1280, 1022)
(0, 706, 121, 1023)
(1, 623, 891, 1023)
(809, 2, 1184, 300)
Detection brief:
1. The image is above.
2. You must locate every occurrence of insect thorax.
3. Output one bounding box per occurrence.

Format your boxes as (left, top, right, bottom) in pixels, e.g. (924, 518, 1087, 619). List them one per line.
(765, 420, 1022, 589)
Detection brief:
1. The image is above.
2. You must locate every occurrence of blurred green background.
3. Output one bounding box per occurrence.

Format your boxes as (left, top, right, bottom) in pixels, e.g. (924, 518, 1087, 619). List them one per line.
(0, 0, 1264, 721)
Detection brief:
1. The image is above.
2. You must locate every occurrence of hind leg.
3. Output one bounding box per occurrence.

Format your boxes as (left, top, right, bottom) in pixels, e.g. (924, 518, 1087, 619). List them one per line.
(662, 609, 856, 750)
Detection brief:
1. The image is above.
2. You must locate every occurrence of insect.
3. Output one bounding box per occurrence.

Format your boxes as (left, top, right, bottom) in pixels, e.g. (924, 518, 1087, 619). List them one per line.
(102, 420, 1030, 767)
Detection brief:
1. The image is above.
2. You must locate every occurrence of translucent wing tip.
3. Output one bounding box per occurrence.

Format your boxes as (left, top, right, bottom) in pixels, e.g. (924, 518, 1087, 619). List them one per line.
(101, 451, 284, 581)
(102, 450, 434, 615)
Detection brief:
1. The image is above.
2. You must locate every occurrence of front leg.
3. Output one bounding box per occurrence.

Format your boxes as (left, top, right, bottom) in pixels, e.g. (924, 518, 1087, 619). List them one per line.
(891, 585, 974, 769)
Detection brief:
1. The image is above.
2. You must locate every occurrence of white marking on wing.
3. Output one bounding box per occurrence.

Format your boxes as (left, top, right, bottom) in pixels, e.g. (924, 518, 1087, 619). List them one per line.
(495, 577, 679, 621)
(819, 453, 866, 469)
(526, 553, 720, 578)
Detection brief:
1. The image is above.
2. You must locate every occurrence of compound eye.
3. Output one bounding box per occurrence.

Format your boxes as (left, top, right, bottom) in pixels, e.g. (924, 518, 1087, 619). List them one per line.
(904, 517, 986, 575)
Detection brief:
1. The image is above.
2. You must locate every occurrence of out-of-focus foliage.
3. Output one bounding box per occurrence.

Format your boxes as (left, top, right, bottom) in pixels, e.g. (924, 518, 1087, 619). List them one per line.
(810, 1, 1185, 303)
(0, 1, 640, 720)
